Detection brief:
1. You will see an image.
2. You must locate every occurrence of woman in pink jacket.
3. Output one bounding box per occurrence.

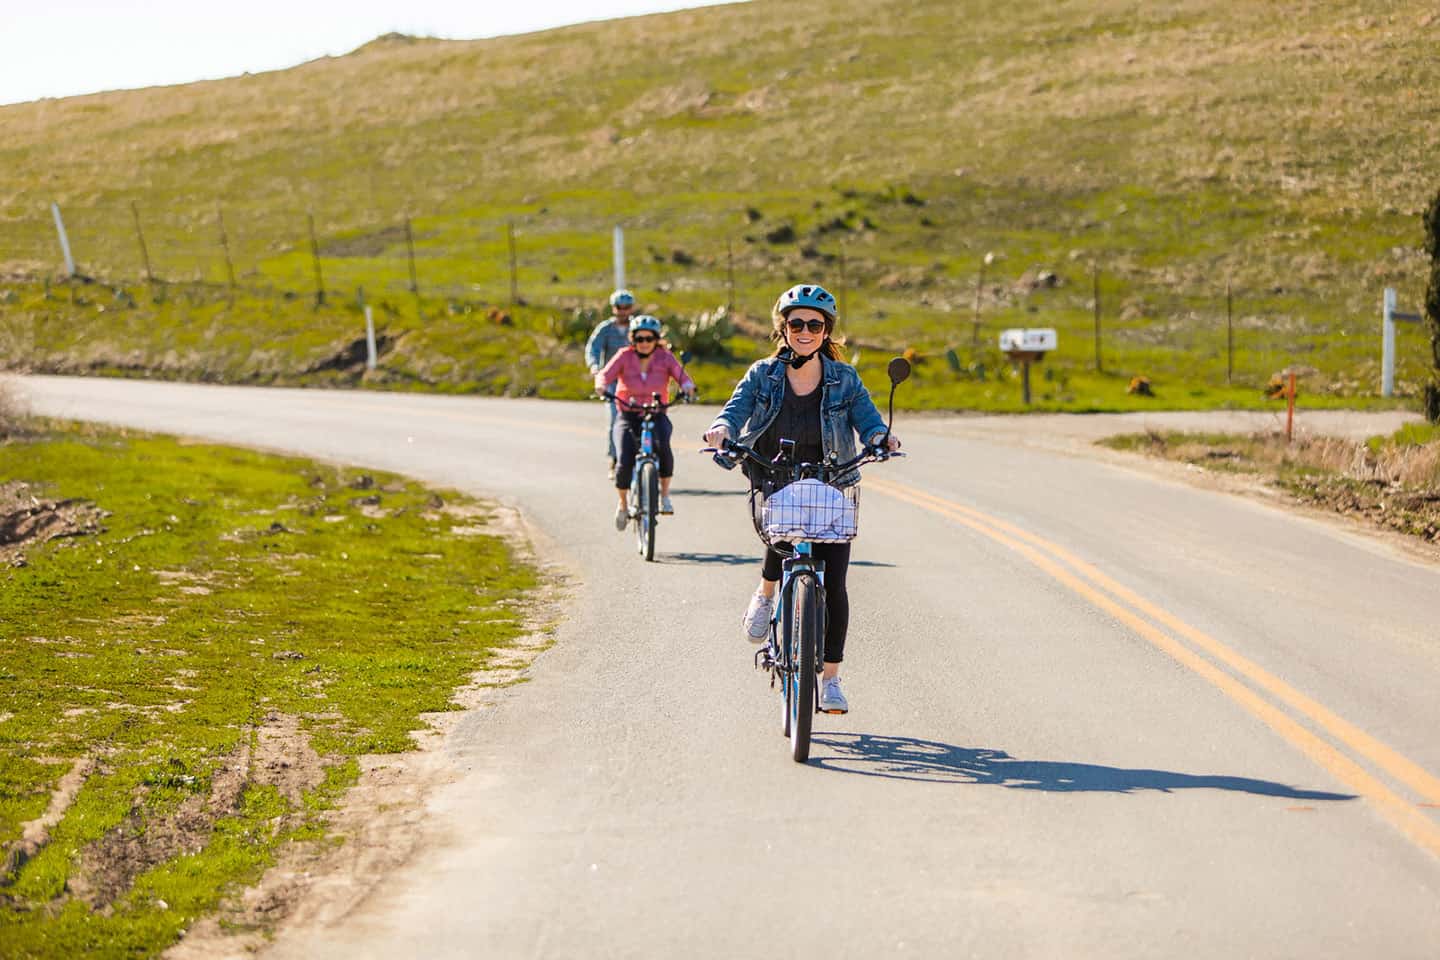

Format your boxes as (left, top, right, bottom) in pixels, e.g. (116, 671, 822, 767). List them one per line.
(595, 314, 696, 529)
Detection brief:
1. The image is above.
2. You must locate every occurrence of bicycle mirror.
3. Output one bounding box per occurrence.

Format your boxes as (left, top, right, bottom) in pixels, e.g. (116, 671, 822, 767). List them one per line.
(887, 357, 912, 385)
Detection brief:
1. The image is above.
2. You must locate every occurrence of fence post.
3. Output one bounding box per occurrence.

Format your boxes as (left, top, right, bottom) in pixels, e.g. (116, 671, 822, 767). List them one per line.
(726, 237, 735, 315)
(613, 225, 625, 290)
(404, 217, 421, 318)
(357, 287, 377, 373)
(307, 213, 325, 307)
(1092, 263, 1102, 373)
(130, 202, 154, 285)
(1286, 371, 1296, 441)
(1227, 279, 1234, 385)
(217, 206, 236, 301)
(1383, 287, 1396, 397)
(50, 202, 76, 277)
(507, 221, 519, 305)
(972, 251, 993, 348)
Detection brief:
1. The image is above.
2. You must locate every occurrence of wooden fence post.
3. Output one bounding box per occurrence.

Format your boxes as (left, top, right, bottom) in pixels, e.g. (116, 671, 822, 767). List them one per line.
(307, 213, 325, 307)
(1092, 263, 1102, 373)
(1227, 279, 1234, 385)
(130, 201, 154, 285)
(507, 221, 519, 305)
(404, 216, 421, 319)
(217, 206, 237, 302)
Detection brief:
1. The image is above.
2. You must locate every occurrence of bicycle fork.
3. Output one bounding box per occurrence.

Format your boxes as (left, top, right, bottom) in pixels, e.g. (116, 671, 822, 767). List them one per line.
(755, 546, 827, 696)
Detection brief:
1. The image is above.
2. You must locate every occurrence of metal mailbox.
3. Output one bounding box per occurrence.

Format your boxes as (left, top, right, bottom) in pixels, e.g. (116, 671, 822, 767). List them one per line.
(998, 328, 1058, 353)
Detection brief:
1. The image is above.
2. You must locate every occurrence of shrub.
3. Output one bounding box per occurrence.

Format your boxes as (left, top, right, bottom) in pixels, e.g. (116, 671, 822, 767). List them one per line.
(550, 307, 601, 345)
(667, 306, 735, 361)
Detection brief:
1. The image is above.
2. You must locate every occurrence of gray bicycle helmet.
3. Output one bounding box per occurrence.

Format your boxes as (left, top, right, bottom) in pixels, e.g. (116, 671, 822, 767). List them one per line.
(610, 288, 636, 308)
(628, 314, 663, 336)
(774, 283, 838, 321)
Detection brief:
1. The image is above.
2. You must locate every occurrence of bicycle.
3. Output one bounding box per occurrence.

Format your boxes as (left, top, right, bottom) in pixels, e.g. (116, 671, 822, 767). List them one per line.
(704, 357, 911, 762)
(600, 390, 685, 562)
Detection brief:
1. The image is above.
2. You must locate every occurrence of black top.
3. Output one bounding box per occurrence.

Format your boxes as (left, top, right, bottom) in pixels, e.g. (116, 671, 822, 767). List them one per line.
(753, 380, 824, 476)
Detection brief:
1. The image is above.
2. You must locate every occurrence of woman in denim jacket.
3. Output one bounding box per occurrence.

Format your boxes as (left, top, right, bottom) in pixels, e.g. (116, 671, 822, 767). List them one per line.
(704, 283, 901, 715)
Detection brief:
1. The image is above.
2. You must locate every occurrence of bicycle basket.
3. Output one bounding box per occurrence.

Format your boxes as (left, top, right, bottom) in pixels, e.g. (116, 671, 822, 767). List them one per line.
(752, 478, 859, 545)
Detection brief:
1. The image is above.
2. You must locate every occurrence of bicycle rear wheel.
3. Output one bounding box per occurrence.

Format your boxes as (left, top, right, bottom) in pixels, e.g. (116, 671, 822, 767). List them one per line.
(788, 573, 821, 762)
(636, 460, 658, 561)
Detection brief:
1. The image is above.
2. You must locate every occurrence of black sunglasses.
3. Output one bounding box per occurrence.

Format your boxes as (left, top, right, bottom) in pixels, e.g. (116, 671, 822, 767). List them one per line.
(785, 317, 828, 334)
(632, 334, 658, 344)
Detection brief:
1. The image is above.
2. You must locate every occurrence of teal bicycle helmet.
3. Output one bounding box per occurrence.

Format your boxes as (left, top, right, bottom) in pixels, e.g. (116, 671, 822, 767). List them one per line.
(628, 314, 663, 336)
(774, 283, 838, 321)
(610, 288, 636, 308)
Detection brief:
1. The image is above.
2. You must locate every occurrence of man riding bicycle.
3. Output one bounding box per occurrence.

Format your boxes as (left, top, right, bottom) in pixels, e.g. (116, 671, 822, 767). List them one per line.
(585, 289, 639, 479)
(596, 314, 696, 529)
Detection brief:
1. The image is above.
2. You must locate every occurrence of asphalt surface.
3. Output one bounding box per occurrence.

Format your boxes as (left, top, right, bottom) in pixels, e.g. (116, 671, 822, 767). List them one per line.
(14, 376, 1440, 959)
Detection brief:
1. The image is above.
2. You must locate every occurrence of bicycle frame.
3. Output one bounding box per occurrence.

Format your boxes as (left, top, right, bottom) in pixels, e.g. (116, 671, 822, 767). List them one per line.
(759, 541, 826, 709)
(629, 417, 657, 511)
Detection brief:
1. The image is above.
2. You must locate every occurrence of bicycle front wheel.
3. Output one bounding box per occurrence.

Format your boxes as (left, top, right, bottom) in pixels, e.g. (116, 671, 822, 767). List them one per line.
(789, 573, 821, 763)
(636, 460, 658, 561)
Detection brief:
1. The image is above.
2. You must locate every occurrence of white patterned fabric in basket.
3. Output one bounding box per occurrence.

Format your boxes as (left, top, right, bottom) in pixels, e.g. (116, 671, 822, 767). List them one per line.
(758, 479, 859, 543)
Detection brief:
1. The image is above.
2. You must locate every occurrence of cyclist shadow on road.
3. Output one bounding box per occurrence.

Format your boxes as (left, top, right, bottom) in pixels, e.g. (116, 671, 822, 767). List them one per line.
(809, 733, 1354, 801)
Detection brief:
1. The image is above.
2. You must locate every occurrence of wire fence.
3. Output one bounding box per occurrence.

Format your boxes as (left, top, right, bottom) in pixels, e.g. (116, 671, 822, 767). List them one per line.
(6, 199, 1436, 396)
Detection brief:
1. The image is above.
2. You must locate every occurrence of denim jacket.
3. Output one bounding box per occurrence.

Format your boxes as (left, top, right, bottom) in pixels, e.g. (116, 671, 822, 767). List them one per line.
(585, 319, 631, 374)
(708, 354, 887, 488)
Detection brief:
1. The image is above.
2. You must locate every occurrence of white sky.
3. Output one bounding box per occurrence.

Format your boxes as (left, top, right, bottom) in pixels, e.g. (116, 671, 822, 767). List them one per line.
(0, 1, 740, 106)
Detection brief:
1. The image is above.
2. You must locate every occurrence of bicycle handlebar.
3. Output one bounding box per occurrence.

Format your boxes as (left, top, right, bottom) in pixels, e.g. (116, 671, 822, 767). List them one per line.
(700, 436, 904, 484)
(597, 389, 695, 413)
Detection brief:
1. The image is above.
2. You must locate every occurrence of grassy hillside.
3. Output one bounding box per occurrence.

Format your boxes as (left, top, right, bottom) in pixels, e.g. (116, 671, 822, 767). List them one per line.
(1, 0, 1438, 409)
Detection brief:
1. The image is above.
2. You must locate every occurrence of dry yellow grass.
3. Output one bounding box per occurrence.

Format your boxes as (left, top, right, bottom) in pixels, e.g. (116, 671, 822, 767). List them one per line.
(0, 376, 27, 436)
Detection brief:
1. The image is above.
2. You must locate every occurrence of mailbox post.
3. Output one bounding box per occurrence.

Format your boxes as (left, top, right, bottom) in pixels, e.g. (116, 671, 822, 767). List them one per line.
(999, 328, 1057, 405)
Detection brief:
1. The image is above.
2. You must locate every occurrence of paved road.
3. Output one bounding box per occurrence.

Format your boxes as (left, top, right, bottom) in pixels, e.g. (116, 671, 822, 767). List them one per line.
(16, 376, 1440, 958)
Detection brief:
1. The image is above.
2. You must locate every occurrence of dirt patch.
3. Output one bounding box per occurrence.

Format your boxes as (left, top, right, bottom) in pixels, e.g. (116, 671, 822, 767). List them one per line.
(165, 503, 565, 959)
(2, 756, 96, 882)
(68, 711, 324, 911)
(0, 480, 108, 567)
(1283, 476, 1440, 542)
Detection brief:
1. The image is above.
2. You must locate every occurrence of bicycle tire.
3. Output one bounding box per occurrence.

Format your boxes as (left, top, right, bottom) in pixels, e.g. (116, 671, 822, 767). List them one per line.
(637, 460, 658, 561)
(789, 573, 820, 762)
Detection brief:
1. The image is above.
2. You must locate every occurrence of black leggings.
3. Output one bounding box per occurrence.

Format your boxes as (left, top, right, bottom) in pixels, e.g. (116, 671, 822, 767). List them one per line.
(762, 541, 851, 663)
(614, 412, 674, 490)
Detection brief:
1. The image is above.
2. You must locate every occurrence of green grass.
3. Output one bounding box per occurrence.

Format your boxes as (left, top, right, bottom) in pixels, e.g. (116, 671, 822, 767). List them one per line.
(1, 0, 1439, 411)
(1367, 421, 1440, 452)
(0, 422, 537, 957)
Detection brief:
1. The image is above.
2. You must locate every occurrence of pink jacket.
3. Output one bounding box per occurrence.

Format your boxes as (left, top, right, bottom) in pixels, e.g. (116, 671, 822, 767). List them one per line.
(596, 346, 694, 410)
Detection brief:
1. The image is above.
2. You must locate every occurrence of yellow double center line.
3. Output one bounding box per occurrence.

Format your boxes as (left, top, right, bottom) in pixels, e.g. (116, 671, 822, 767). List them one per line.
(867, 476, 1440, 861)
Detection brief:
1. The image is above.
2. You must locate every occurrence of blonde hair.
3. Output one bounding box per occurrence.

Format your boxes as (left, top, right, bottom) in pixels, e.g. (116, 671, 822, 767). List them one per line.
(769, 308, 846, 362)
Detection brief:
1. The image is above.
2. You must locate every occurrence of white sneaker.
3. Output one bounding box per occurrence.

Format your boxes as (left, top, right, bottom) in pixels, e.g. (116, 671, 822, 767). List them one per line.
(613, 504, 628, 531)
(741, 591, 772, 643)
(819, 676, 849, 714)
(660, 495, 674, 515)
